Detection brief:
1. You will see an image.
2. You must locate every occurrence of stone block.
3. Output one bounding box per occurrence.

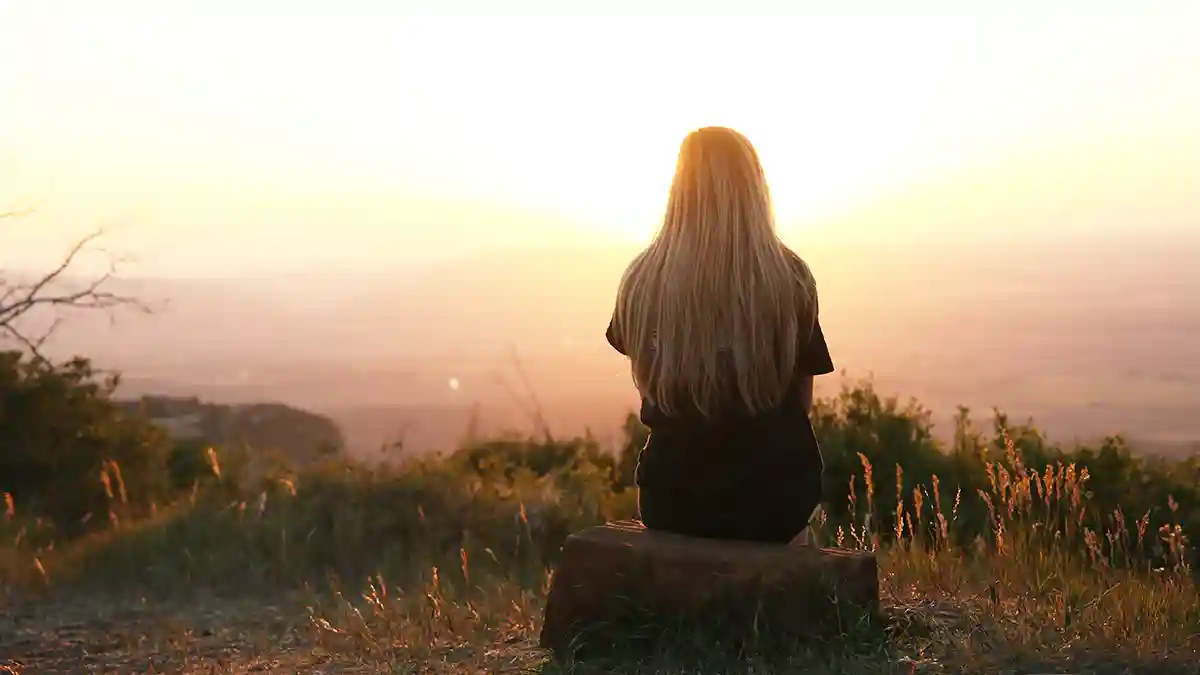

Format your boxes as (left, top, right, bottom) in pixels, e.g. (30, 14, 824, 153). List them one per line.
(540, 520, 879, 655)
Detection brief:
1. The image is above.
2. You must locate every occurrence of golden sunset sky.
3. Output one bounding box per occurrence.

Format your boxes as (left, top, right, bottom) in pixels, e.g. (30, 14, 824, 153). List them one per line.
(2, 1, 1198, 276)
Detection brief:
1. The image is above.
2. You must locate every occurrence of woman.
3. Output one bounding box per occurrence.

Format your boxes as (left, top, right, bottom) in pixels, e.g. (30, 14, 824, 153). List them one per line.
(605, 126, 834, 545)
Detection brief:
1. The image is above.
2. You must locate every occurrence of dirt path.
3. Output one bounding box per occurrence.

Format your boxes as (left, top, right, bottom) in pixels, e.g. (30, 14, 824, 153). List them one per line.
(0, 591, 551, 674)
(5, 591, 1196, 675)
(0, 593, 340, 674)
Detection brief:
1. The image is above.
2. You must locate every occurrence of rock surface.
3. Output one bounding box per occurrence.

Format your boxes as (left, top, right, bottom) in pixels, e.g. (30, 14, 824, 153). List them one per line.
(540, 520, 879, 655)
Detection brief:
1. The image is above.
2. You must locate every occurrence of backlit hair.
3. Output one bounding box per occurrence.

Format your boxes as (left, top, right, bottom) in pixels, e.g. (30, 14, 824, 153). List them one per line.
(612, 126, 817, 418)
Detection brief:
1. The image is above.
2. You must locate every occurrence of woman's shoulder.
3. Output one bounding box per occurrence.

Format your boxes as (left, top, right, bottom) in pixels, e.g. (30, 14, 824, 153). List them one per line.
(780, 246, 816, 284)
(778, 245, 819, 314)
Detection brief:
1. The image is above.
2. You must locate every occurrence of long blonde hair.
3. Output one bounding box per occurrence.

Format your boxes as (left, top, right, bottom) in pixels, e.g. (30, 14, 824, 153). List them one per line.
(612, 126, 817, 418)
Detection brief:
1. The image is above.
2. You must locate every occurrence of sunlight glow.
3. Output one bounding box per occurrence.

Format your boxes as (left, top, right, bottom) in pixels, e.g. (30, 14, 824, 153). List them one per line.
(2, 3, 1199, 274)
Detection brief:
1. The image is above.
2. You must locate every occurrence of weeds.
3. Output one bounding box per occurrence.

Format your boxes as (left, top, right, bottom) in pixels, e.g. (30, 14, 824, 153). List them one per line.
(2, 403, 1199, 672)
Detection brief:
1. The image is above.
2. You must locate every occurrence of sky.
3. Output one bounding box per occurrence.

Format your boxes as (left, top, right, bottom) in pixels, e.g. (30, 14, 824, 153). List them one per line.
(2, 1, 1199, 277)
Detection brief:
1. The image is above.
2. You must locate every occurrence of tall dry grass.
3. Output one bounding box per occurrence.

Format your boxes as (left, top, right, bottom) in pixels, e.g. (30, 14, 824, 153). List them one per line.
(2, 427, 1197, 672)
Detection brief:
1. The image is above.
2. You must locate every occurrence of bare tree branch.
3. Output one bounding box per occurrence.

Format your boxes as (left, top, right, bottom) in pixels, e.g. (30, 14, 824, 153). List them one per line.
(0, 203, 40, 221)
(0, 213, 151, 363)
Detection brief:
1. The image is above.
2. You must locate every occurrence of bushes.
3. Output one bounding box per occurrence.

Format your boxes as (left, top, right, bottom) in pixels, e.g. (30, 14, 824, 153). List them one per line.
(446, 433, 617, 485)
(609, 377, 1200, 561)
(0, 352, 172, 535)
(2, 353, 1196, 672)
(1, 350, 1198, 592)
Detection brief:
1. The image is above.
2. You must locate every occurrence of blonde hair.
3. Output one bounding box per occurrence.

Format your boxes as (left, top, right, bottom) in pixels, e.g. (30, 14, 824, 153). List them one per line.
(613, 126, 817, 418)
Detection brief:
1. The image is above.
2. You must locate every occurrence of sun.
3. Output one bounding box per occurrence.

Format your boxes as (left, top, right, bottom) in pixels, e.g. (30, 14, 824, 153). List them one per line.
(470, 124, 678, 245)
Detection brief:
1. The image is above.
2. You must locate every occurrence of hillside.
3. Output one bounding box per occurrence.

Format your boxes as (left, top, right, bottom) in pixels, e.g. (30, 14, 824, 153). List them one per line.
(4, 372, 1199, 673)
(116, 395, 346, 463)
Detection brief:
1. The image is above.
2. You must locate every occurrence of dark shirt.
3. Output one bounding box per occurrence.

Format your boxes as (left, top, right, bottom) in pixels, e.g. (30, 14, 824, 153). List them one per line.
(605, 317, 834, 494)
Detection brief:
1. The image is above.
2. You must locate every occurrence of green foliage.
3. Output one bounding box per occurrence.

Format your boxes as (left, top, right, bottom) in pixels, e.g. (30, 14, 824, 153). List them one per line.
(166, 438, 218, 493)
(447, 433, 618, 485)
(3, 363, 1198, 672)
(0, 351, 172, 533)
(816, 379, 1199, 564)
(606, 378, 1200, 565)
(3, 360, 1199, 588)
(0, 352, 340, 543)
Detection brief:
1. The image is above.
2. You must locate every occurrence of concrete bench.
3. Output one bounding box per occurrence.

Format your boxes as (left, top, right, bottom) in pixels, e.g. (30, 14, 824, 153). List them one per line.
(540, 520, 879, 655)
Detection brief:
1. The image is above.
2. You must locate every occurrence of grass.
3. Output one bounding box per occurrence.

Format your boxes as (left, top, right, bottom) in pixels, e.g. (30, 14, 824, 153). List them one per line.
(2, 435, 1199, 674)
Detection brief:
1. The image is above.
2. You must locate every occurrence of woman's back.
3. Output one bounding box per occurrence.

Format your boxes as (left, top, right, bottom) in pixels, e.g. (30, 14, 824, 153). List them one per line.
(605, 126, 834, 544)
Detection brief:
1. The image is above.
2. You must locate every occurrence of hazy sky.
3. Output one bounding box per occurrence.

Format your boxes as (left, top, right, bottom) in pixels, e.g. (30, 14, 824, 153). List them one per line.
(2, 1, 1198, 276)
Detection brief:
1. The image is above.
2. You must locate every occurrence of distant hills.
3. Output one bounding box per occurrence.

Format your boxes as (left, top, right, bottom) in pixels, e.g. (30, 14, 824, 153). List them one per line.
(117, 395, 346, 463)
(9, 228, 1200, 458)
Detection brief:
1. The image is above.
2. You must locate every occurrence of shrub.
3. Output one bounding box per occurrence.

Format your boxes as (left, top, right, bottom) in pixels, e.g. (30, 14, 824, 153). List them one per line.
(0, 352, 172, 535)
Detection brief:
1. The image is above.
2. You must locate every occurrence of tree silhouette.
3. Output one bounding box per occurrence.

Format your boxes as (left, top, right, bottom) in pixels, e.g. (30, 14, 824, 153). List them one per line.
(0, 209, 148, 360)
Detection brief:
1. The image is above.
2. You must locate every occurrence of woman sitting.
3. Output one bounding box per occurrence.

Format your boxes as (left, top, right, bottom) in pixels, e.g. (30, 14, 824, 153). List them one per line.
(605, 126, 834, 545)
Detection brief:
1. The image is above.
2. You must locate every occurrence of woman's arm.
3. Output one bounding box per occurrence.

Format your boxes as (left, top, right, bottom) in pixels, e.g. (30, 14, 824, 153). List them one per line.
(795, 317, 832, 415)
(796, 374, 815, 414)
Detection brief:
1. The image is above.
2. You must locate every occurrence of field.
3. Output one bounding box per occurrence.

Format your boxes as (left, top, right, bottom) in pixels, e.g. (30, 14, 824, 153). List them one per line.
(3, 378, 1200, 674)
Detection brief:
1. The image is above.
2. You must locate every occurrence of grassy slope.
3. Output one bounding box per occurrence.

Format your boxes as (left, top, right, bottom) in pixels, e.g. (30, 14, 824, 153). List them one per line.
(2, 439, 1198, 674)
